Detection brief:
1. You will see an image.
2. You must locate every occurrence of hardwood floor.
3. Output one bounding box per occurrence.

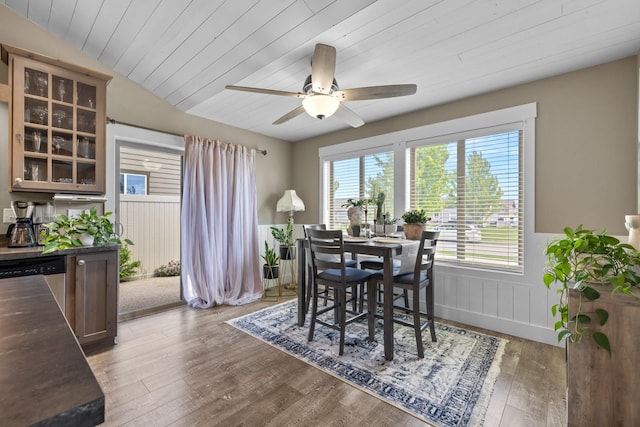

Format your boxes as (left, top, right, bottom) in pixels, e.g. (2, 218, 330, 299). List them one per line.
(86, 298, 567, 426)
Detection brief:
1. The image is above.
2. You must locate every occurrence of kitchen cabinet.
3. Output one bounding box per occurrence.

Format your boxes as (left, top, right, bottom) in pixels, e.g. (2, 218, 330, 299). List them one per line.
(1, 44, 111, 194)
(67, 248, 118, 347)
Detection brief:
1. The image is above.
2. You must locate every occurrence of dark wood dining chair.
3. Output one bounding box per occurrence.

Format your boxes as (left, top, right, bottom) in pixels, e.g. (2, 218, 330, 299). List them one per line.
(303, 224, 358, 314)
(368, 230, 439, 358)
(307, 228, 372, 355)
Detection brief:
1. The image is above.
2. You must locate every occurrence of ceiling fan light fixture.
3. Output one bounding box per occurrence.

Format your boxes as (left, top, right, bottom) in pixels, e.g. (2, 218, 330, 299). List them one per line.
(302, 94, 339, 119)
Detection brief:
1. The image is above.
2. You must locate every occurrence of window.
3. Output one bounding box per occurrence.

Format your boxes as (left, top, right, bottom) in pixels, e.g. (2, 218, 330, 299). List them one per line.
(411, 130, 523, 272)
(325, 150, 394, 232)
(319, 103, 535, 274)
(120, 173, 148, 195)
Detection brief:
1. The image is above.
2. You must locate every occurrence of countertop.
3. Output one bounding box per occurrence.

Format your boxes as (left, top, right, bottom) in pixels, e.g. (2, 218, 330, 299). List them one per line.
(0, 239, 119, 260)
(0, 275, 105, 426)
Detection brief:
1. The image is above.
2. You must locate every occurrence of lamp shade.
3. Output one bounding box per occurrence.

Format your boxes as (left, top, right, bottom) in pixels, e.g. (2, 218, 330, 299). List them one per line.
(276, 189, 305, 213)
(302, 94, 340, 119)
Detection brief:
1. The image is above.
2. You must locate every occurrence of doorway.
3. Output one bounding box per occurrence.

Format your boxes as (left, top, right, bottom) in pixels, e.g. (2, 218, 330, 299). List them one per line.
(116, 142, 184, 320)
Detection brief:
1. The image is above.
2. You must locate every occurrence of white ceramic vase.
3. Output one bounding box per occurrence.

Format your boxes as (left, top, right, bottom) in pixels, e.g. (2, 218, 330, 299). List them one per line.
(77, 233, 94, 246)
(625, 215, 640, 251)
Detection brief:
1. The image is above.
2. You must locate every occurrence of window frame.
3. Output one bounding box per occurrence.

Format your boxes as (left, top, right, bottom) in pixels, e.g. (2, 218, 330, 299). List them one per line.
(319, 103, 537, 275)
(119, 171, 148, 195)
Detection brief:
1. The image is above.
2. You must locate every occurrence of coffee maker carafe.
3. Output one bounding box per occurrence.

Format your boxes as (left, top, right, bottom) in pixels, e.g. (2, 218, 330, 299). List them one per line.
(6, 201, 37, 247)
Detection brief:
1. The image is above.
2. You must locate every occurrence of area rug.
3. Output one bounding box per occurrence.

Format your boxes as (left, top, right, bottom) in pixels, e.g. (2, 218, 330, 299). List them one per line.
(227, 300, 507, 426)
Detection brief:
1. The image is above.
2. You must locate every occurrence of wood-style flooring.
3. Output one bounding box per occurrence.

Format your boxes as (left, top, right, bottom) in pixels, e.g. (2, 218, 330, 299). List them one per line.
(86, 298, 567, 426)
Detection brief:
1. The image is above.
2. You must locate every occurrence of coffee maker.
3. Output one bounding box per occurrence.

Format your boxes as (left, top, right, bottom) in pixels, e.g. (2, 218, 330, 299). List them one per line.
(6, 201, 37, 247)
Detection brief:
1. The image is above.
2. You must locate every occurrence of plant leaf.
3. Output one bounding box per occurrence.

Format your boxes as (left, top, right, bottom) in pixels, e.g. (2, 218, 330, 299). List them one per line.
(557, 330, 572, 342)
(595, 308, 609, 326)
(543, 273, 555, 287)
(592, 332, 611, 356)
(582, 286, 600, 301)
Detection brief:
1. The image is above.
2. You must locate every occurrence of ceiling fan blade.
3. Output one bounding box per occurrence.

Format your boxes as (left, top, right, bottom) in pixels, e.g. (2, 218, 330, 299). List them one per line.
(273, 105, 306, 125)
(225, 85, 305, 98)
(333, 103, 364, 128)
(311, 43, 336, 94)
(333, 84, 417, 101)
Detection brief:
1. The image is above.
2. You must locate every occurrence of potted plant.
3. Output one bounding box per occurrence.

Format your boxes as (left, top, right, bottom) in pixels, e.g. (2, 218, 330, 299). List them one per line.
(544, 225, 640, 425)
(41, 207, 132, 254)
(270, 218, 296, 259)
(262, 241, 280, 280)
(402, 208, 430, 240)
(342, 197, 375, 236)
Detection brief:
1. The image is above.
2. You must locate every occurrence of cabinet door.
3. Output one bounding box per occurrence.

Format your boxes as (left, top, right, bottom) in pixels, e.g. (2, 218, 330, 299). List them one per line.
(74, 251, 118, 345)
(8, 54, 107, 194)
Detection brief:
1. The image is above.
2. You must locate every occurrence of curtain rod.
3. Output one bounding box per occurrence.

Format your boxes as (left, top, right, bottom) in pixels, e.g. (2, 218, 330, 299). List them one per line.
(106, 117, 268, 156)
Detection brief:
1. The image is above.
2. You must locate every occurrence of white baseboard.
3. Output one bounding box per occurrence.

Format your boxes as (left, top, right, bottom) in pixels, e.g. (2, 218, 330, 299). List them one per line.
(435, 304, 561, 347)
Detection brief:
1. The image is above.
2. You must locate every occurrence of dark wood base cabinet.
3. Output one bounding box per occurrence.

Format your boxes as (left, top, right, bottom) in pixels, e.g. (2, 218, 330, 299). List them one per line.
(567, 284, 640, 427)
(66, 248, 118, 347)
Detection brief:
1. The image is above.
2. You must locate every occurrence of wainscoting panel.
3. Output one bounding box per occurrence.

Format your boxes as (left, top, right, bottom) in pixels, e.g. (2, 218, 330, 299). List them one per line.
(257, 226, 580, 346)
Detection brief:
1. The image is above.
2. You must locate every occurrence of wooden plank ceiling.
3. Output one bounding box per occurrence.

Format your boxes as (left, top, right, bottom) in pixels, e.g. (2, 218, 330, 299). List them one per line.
(2, 0, 639, 142)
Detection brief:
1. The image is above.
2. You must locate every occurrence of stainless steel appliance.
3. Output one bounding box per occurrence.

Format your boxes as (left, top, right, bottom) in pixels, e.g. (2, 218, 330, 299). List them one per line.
(6, 201, 37, 248)
(0, 255, 66, 312)
(33, 202, 55, 246)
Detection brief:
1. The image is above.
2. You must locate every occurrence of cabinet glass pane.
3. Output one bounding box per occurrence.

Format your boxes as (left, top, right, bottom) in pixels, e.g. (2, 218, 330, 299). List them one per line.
(77, 162, 96, 185)
(52, 160, 73, 183)
(52, 75, 71, 103)
(25, 98, 48, 125)
(77, 136, 95, 159)
(77, 109, 96, 134)
(25, 127, 47, 154)
(24, 68, 48, 97)
(77, 82, 96, 109)
(52, 132, 73, 157)
(52, 103, 73, 129)
(24, 157, 48, 182)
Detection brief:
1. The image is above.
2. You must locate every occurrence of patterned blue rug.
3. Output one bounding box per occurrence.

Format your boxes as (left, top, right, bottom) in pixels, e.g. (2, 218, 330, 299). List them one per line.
(227, 300, 506, 426)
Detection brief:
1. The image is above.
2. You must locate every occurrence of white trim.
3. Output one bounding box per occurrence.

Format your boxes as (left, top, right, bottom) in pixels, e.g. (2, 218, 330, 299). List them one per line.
(106, 123, 184, 216)
(318, 103, 537, 158)
(316, 103, 560, 346)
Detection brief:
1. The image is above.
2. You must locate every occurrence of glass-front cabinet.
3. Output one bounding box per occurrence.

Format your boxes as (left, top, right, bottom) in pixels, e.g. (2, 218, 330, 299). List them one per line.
(1, 45, 111, 194)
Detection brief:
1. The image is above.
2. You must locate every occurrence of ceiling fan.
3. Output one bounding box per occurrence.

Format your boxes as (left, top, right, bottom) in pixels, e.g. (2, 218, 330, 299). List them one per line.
(225, 43, 417, 128)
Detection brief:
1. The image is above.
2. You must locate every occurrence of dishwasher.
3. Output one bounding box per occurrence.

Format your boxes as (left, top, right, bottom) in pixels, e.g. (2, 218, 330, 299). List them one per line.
(0, 255, 67, 312)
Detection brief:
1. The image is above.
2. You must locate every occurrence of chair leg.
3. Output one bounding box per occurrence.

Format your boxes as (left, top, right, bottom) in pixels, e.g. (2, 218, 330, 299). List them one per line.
(412, 288, 424, 358)
(403, 289, 410, 312)
(305, 265, 312, 314)
(426, 283, 437, 342)
(367, 278, 377, 341)
(338, 287, 347, 356)
(308, 280, 318, 342)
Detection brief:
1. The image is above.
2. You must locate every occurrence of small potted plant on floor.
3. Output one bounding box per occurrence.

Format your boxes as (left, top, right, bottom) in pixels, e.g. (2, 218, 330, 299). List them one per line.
(262, 241, 280, 280)
(402, 208, 430, 240)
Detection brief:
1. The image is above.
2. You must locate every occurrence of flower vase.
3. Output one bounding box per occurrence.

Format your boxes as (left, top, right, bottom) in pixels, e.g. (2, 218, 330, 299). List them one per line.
(625, 215, 640, 251)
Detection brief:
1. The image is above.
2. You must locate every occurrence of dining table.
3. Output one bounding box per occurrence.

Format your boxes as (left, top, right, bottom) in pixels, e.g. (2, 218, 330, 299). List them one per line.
(296, 235, 413, 361)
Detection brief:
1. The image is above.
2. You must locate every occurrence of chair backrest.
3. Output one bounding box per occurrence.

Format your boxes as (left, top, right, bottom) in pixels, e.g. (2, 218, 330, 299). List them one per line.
(306, 228, 346, 279)
(413, 230, 440, 281)
(303, 224, 326, 237)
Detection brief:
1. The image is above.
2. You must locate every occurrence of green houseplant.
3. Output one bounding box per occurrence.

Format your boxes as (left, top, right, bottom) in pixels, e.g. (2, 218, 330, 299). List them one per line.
(544, 225, 640, 355)
(42, 207, 132, 254)
(271, 219, 296, 259)
(119, 243, 142, 281)
(262, 241, 280, 279)
(402, 208, 430, 240)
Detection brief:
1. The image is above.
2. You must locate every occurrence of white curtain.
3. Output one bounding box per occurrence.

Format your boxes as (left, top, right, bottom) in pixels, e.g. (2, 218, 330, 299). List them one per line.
(181, 135, 262, 307)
